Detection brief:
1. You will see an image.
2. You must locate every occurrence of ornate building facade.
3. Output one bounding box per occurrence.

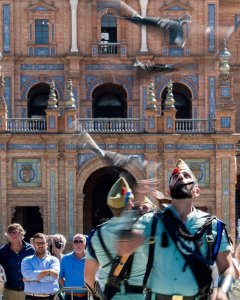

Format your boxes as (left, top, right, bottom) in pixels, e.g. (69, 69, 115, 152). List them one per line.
(0, 0, 239, 242)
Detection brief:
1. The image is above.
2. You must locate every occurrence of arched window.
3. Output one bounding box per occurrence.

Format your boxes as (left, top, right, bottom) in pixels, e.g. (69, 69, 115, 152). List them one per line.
(162, 83, 192, 119)
(95, 94, 123, 118)
(92, 84, 127, 118)
(27, 83, 58, 118)
(101, 14, 117, 43)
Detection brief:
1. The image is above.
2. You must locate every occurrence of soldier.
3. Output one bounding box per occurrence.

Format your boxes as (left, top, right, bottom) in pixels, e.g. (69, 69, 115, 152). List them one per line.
(117, 159, 235, 300)
(84, 177, 146, 300)
(139, 196, 157, 215)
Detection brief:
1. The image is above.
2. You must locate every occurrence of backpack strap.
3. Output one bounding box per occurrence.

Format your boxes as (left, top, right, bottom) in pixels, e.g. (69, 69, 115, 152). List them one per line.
(97, 227, 114, 268)
(212, 219, 225, 261)
(161, 209, 212, 295)
(143, 212, 159, 289)
(87, 221, 112, 264)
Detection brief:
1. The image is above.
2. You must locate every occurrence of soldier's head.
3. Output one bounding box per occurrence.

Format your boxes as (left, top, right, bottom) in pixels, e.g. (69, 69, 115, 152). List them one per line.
(152, 190, 172, 210)
(139, 196, 156, 215)
(107, 177, 134, 216)
(169, 159, 199, 200)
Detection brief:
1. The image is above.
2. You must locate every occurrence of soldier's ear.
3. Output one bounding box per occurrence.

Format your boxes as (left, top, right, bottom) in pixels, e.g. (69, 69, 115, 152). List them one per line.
(193, 186, 200, 198)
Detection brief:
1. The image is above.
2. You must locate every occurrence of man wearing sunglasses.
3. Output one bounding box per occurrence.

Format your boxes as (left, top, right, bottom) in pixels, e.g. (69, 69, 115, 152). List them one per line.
(59, 234, 87, 300)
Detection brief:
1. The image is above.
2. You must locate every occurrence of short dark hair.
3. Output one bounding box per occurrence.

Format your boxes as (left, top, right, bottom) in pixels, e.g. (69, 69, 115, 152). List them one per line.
(32, 233, 47, 242)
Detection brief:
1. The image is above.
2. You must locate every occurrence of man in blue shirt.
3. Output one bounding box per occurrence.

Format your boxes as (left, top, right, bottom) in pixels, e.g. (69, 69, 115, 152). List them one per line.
(0, 223, 34, 300)
(59, 233, 87, 300)
(21, 232, 60, 300)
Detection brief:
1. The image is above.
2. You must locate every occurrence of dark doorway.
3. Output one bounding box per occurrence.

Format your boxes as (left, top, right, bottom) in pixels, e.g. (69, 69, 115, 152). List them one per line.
(83, 167, 136, 234)
(12, 206, 43, 242)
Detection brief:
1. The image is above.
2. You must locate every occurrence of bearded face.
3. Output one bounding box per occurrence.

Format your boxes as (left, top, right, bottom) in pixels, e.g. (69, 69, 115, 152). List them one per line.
(169, 171, 197, 200)
(169, 182, 194, 199)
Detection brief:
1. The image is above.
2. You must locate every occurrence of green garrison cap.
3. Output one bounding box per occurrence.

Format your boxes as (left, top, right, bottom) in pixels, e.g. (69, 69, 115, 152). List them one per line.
(140, 196, 156, 208)
(107, 177, 133, 209)
(171, 159, 194, 178)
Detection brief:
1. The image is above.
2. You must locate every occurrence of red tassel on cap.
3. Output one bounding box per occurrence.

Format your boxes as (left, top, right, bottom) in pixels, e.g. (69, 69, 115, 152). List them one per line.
(172, 167, 180, 175)
(121, 187, 127, 195)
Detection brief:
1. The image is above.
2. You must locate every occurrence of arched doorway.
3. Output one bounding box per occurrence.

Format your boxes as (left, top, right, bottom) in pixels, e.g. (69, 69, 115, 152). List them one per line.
(161, 82, 192, 118)
(27, 83, 58, 118)
(83, 167, 136, 234)
(92, 83, 127, 118)
(12, 206, 43, 242)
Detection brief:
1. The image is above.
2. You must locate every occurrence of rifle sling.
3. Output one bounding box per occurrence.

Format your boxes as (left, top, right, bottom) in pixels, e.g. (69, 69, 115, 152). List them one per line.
(97, 227, 135, 299)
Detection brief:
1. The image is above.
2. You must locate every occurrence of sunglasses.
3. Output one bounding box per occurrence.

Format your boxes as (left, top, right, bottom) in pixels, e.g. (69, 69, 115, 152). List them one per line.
(73, 240, 84, 244)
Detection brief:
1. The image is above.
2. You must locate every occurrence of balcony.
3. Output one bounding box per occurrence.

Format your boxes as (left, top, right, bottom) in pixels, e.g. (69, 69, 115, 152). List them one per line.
(98, 42, 120, 55)
(4, 118, 215, 134)
(76, 118, 143, 133)
(175, 119, 215, 133)
(6, 118, 46, 133)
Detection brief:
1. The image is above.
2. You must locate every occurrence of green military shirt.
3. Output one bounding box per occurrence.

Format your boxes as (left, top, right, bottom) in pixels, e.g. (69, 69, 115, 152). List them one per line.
(135, 206, 231, 296)
(86, 217, 146, 300)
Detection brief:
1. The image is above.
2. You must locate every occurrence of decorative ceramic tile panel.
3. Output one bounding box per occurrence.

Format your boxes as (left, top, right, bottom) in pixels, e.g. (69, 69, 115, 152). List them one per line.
(167, 116, 173, 129)
(218, 144, 234, 150)
(4, 77, 11, 117)
(221, 86, 230, 97)
(221, 158, 230, 228)
(13, 158, 41, 187)
(221, 117, 231, 128)
(235, 15, 240, 30)
(185, 159, 210, 187)
(208, 77, 216, 131)
(68, 170, 74, 239)
(3, 4, 10, 53)
(148, 116, 155, 129)
(50, 170, 56, 234)
(208, 4, 216, 52)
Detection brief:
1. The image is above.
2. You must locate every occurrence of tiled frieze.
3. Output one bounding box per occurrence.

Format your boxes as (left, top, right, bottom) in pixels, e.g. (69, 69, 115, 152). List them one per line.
(165, 144, 215, 150)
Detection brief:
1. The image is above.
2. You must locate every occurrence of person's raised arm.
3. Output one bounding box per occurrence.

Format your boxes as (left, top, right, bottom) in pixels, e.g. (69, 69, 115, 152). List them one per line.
(216, 251, 235, 300)
(117, 229, 144, 256)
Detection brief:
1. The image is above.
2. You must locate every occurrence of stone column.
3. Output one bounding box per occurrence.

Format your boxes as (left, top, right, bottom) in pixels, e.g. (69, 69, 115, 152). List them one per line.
(70, 0, 79, 52)
(139, 0, 148, 52)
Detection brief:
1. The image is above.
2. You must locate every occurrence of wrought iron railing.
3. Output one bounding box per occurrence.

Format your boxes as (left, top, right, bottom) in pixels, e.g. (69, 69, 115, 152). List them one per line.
(175, 119, 215, 133)
(76, 118, 143, 133)
(6, 118, 46, 133)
